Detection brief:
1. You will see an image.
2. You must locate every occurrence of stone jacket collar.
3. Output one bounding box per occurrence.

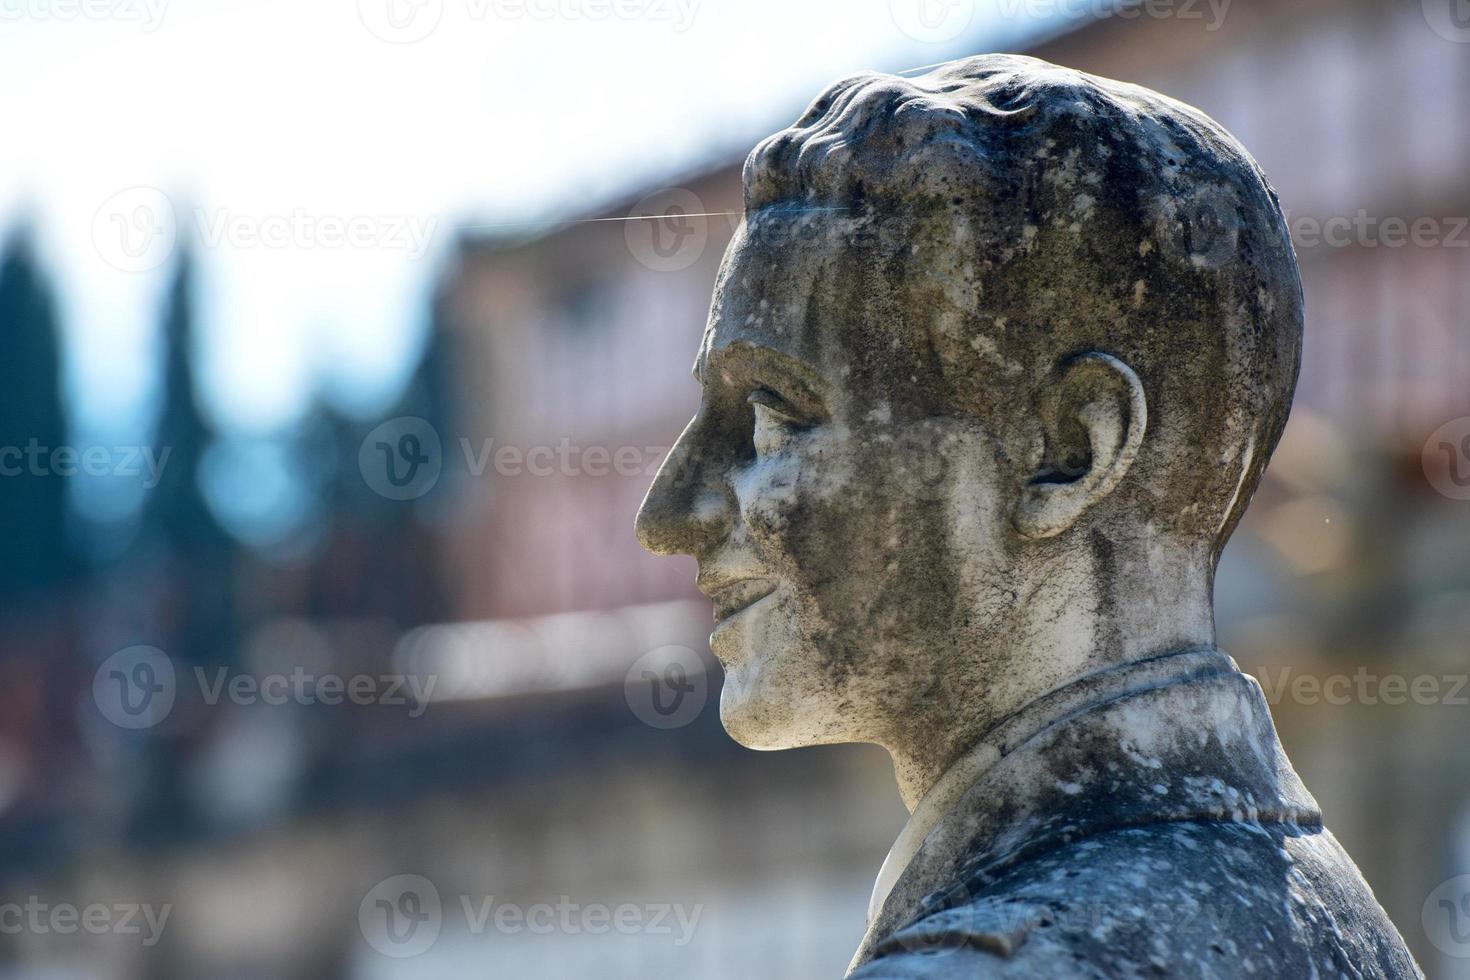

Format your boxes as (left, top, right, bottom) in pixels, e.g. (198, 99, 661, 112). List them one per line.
(849, 648, 1321, 974)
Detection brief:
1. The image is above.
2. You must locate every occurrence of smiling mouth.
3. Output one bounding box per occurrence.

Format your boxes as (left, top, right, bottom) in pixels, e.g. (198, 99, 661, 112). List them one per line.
(706, 578, 777, 623)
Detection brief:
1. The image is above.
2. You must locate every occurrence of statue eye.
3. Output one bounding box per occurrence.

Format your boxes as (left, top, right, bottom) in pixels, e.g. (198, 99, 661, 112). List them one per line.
(746, 387, 803, 423)
(747, 388, 807, 455)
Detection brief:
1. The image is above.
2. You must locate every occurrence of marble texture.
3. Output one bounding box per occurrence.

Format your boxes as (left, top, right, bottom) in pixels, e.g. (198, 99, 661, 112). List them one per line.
(635, 54, 1419, 976)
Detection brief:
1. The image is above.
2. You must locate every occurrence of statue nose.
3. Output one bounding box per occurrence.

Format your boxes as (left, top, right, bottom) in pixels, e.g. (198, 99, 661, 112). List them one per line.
(635, 425, 733, 558)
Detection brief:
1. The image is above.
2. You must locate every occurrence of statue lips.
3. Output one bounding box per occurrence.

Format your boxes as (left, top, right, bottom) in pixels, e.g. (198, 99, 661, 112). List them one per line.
(698, 575, 777, 625)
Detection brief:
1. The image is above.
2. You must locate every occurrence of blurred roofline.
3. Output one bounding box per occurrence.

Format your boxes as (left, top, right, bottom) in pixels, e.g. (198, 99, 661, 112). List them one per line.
(453, 14, 1101, 256)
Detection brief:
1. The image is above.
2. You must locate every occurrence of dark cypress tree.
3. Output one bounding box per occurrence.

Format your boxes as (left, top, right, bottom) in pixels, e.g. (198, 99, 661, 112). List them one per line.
(126, 247, 239, 847)
(378, 291, 459, 624)
(398, 291, 459, 459)
(0, 224, 74, 602)
(140, 247, 230, 559)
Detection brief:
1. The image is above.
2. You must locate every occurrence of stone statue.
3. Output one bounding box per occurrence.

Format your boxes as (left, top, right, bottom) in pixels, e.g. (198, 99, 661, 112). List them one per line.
(635, 54, 1420, 977)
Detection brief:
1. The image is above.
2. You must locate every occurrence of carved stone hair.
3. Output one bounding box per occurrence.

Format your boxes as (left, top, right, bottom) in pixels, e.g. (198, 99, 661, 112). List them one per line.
(741, 53, 1303, 558)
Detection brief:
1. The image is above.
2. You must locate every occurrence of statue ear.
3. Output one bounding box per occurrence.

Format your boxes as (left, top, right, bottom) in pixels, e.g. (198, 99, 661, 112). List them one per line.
(1013, 352, 1147, 540)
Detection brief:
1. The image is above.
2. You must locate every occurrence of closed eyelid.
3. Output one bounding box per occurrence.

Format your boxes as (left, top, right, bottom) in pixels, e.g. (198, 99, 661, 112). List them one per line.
(703, 343, 831, 421)
(754, 357, 829, 410)
(747, 387, 803, 418)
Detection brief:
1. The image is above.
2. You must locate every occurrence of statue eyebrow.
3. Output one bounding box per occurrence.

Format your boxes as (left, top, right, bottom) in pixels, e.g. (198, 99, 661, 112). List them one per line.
(701, 341, 831, 412)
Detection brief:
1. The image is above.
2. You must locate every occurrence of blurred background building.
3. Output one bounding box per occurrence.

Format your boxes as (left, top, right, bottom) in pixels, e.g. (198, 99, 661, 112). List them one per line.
(1, 0, 1468, 976)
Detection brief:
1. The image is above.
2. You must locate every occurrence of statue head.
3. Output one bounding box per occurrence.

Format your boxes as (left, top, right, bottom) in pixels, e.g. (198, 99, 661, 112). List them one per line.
(635, 54, 1302, 801)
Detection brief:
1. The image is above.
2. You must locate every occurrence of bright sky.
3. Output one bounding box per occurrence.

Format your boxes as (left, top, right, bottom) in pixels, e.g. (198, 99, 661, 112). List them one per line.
(0, 0, 1064, 440)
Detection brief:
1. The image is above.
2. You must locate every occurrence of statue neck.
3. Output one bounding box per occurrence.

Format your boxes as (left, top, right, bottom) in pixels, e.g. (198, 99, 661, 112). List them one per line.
(884, 548, 1216, 810)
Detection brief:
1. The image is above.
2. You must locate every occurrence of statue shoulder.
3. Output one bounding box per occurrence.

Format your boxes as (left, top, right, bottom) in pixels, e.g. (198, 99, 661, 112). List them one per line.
(851, 820, 1423, 979)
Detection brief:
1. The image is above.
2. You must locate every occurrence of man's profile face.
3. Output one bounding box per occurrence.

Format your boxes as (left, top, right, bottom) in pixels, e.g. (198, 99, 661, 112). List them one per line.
(636, 209, 1023, 752)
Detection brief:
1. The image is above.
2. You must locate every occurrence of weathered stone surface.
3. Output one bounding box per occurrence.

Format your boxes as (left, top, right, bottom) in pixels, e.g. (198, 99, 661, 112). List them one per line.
(636, 54, 1419, 976)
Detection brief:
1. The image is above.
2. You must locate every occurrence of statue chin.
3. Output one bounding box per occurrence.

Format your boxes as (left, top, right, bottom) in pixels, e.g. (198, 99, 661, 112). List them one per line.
(716, 659, 805, 752)
(717, 690, 784, 751)
(711, 596, 861, 751)
(718, 663, 869, 753)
